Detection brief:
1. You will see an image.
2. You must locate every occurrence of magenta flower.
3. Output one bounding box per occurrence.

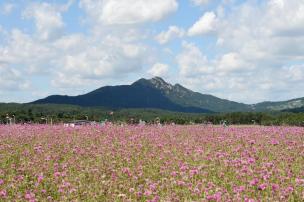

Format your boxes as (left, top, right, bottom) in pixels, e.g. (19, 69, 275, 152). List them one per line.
(189, 169, 199, 177)
(144, 189, 152, 196)
(258, 184, 267, 191)
(270, 139, 279, 145)
(295, 178, 304, 185)
(151, 195, 160, 202)
(250, 178, 259, 186)
(54, 172, 61, 178)
(37, 174, 44, 183)
(0, 190, 7, 198)
(171, 171, 178, 177)
(272, 184, 279, 191)
(25, 191, 36, 201)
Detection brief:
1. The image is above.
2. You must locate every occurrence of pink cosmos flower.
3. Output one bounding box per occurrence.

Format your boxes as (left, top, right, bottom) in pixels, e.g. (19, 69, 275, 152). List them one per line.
(286, 186, 294, 192)
(0, 190, 7, 198)
(144, 190, 152, 196)
(54, 172, 61, 178)
(37, 174, 44, 183)
(272, 184, 279, 191)
(25, 191, 35, 201)
(295, 178, 304, 185)
(136, 191, 142, 197)
(189, 169, 199, 177)
(151, 195, 160, 202)
(171, 171, 178, 177)
(214, 192, 222, 201)
(177, 180, 186, 186)
(149, 183, 157, 191)
(179, 165, 188, 172)
(270, 139, 279, 145)
(250, 178, 259, 186)
(247, 158, 255, 164)
(206, 195, 215, 201)
(258, 183, 267, 191)
(245, 198, 255, 202)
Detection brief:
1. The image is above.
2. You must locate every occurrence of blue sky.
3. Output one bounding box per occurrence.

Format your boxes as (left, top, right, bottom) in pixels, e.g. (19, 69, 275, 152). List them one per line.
(0, 0, 304, 104)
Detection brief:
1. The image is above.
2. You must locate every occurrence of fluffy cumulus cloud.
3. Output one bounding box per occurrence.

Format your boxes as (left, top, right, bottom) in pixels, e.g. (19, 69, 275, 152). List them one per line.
(0, 3, 15, 15)
(0, 64, 30, 91)
(177, 42, 213, 77)
(79, 0, 178, 25)
(0, 0, 163, 97)
(190, 0, 209, 6)
(177, 0, 304, 103)
(217, 52, 253, 73)
(0, 29, 54, 75)
(188, 12, 218, 36)
(51, 36, 147, 88)
(155, 26, 184, 44)
(22, 2, 67, 41)
(281, 65, 304, 82)
(148, 63, 169, 77)
(1, 0, 304, 103)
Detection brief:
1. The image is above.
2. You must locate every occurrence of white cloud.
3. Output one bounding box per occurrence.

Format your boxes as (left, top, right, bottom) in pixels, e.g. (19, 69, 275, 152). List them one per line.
(0, 64, 30, 91)
(0, 29, 54, 74)
(217, 0, 304, 61)
(155, 26, 185, 44)
(0, 0, 153, 94)
(177, 0, 304, 103)
(23, 2, 67, 41)
(188, 11, 217, 36)
(191, 0, 209, 6)
(1, 3, 15, 15)
(177, 42, 214, 77)
(55, 37, 147, 81)
(79, 0, 178, 25)
(0, 29, 148, 93)
(281, 65, 304, 81)
(148, 63, 169, 77)
(217, 52, 253, 73)
(2, 0, 304, 103)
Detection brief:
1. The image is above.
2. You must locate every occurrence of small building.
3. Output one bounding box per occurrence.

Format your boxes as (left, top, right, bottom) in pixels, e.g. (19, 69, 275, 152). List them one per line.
(64, 120, 92, 127)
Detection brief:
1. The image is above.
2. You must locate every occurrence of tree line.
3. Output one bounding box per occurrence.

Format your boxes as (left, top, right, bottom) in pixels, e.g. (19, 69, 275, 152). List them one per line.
(0, 103, 304, 126)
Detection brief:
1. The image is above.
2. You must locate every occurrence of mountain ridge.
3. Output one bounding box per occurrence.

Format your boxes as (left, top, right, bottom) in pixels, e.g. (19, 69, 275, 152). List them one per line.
(32, 77, 304, 113)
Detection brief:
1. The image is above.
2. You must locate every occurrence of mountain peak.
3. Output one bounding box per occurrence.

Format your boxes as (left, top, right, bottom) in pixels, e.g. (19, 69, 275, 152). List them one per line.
(150, 76, 166, 82)
(149, 77, 173, 91)
(133, 77, 173, 90)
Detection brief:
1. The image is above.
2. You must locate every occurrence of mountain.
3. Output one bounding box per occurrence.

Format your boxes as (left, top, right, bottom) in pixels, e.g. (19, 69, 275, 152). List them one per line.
(252, 97, 304, 112)
(32, 77, 212, 113)
(32, 77, 304, 113)
(133, 77, 251, 112)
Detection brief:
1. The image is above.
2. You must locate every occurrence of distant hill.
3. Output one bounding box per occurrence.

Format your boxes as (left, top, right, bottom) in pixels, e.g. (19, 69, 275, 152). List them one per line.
(252, 97, 304, 112)
(31, 77, 304, 113)
(282, 107, 304, 113)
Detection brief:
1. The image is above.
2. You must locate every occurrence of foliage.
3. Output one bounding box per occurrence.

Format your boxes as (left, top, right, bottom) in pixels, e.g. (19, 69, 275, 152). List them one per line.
(0, 103, 304, 126)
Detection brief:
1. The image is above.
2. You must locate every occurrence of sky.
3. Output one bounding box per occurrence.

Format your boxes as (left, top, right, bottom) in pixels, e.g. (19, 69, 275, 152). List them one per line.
(0, 0, 304, 104)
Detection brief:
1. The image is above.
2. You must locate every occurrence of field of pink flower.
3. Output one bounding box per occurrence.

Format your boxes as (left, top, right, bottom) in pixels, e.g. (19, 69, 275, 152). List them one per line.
(0, 125, 303, 201)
